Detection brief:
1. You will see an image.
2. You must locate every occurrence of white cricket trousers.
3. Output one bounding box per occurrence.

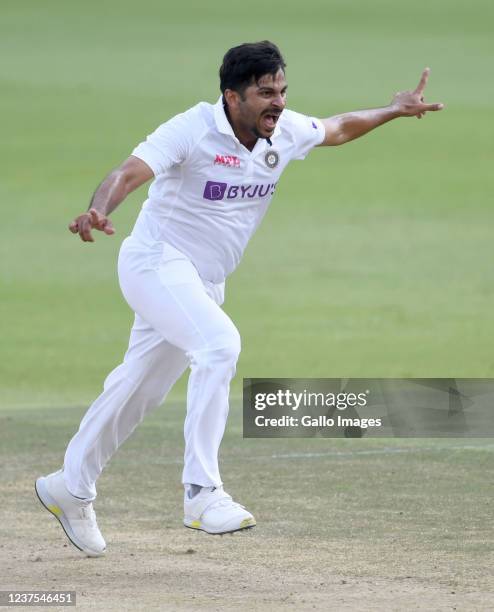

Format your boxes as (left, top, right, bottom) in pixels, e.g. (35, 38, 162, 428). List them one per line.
(63, 236, 240, 500)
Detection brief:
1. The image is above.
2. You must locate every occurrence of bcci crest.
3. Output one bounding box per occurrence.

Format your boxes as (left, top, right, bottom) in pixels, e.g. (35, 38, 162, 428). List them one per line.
(264, 149, 279, 169)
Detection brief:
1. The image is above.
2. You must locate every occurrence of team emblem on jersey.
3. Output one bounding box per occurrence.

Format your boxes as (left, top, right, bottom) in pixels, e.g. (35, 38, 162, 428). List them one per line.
(264, 149, 279, 169)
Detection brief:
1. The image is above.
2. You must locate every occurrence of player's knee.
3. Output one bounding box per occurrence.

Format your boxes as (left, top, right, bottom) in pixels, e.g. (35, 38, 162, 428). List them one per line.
(191, 327, 241, 369)
(211, 328, 241, 365)
(215, 335, 241, 365)
(224, 326, 241, 360)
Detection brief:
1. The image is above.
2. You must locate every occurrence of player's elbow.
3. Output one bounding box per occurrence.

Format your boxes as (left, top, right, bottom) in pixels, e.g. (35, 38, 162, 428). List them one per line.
(116, 156, 154, 193)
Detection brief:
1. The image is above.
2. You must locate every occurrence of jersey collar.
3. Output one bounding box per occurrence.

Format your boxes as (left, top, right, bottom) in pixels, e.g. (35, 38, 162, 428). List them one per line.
(213, 96, 282, 145)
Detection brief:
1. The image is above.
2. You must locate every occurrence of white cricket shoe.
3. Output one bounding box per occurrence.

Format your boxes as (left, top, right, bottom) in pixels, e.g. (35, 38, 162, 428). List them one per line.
(35, 469, 106, 557)
(184, 486, 256, 534)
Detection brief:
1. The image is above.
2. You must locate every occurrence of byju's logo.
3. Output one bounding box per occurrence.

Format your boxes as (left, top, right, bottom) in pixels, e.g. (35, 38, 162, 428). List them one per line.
(203, 181, 277, 202)
(203, 181, 228, 201)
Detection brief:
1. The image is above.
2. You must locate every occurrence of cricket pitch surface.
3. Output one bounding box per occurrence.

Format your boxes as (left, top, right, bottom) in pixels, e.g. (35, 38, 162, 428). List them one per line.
(1, 403, 493, 611)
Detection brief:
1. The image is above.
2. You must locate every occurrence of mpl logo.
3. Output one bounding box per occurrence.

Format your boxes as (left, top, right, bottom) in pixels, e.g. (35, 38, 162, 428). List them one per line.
(214, 154, 240, 168)
(203, 181, 277, 201)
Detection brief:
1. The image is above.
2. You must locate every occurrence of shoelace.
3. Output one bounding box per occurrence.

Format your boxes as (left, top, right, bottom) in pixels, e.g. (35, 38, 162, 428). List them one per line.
(80, 504, 97, 527)
(208, 496, 245, 511)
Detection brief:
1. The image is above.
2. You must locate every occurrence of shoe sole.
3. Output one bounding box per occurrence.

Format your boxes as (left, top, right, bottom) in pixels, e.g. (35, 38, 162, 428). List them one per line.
(34, 477, 105, 558)
(183, 517, 256, 535)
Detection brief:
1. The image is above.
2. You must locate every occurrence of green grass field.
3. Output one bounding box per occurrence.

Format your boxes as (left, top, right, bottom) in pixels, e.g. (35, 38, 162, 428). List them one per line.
(1, 0, 494, 609)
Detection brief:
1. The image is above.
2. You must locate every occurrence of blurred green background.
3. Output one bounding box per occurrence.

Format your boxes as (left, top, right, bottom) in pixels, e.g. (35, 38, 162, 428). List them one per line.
(1, 0, 493, 407)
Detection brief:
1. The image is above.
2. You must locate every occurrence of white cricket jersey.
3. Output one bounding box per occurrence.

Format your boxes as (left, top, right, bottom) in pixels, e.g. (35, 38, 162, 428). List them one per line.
(130, 96, 324, 283)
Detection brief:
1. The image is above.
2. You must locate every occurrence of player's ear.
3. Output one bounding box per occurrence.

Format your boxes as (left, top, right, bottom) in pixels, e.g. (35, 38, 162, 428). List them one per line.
(224, 88, 241, 111)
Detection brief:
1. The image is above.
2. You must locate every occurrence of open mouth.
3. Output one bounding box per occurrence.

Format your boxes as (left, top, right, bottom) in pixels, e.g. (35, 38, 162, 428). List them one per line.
(261, 112, 281, 132)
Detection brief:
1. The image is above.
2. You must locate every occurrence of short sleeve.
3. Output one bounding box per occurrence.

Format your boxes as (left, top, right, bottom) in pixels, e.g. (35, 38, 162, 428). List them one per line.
(283, 109, 325, 161)
(131, 109, 197, 176)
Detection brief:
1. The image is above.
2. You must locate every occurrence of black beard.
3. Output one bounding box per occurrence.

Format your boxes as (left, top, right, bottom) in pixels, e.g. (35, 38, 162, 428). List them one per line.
(252, 118, 274, 140)
(251, 125, 264, 140)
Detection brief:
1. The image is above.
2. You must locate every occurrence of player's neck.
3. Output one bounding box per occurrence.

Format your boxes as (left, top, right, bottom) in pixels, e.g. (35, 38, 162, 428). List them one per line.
(234, 129, 257, 151)
(224, 104, 257, 151)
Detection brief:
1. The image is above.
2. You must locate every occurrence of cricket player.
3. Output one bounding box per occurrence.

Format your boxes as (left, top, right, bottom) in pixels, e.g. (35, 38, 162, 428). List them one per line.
(35, 41, 443, 556)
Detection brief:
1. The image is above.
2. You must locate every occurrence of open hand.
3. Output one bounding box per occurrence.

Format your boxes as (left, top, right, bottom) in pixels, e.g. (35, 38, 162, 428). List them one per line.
(68, 208, 115, 242)
(391, 68, 444, 119)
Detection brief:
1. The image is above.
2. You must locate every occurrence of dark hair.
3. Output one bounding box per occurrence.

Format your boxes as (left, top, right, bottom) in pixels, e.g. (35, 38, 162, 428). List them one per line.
(219, 41, 286, 96)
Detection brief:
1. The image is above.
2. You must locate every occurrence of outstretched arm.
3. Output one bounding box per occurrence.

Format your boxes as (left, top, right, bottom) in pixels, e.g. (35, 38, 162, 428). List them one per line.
(69, 155, 154, 242)
(319, 68, 444, 147)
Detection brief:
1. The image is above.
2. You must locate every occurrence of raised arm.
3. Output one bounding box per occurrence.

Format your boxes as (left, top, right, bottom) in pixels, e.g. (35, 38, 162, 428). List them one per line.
(69, 155, 154, 242)
(319, 68, 444, 147)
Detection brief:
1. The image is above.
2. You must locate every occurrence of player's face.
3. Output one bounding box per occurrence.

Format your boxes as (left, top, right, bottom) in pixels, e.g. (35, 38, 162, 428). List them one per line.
(235, 69, 287, 140)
